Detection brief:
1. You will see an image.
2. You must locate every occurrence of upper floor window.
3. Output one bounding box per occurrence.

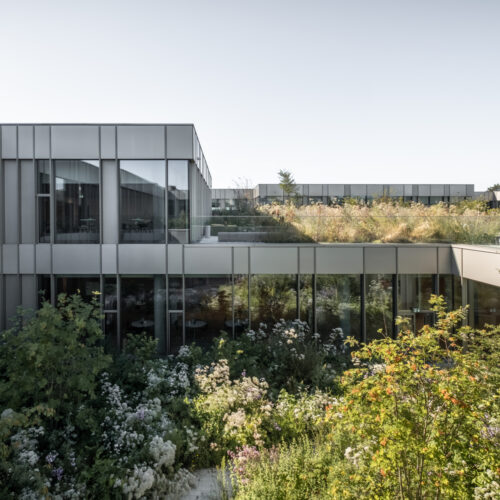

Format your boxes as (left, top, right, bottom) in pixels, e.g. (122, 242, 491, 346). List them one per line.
(37, 160, 51, 243)
(120, 160, 165, 243)
(168, 160, 189, 243)
(55, 160, 100, 243)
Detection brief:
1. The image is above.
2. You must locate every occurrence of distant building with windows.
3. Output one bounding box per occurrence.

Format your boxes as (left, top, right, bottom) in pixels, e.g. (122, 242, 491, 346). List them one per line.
(1, 124, 499, 354)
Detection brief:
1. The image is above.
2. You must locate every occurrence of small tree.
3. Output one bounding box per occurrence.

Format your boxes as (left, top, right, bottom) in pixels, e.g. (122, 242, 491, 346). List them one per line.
(487, 183, 500, 192)
(278, 170, 298, 198)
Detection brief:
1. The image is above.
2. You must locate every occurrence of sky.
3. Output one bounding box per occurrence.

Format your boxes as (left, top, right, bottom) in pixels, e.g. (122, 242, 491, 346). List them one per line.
(1, 0, 499, 190)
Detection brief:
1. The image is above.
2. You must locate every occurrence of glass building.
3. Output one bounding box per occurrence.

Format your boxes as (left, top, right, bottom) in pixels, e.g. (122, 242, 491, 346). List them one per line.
(0, 124, 498, 355)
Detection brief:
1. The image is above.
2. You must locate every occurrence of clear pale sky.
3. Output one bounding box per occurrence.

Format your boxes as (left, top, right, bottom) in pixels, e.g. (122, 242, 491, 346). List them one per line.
(1, 0, 498, 190)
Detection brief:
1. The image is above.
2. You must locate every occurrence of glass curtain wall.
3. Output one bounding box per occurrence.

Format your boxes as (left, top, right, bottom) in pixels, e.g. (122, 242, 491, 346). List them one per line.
(55, 160, 100, 243)
(121, 276, 166, 352)
(56, 276, 100, 301)
(233, 275, 249, 335)
(120, 161, 165, 243)
(469, 280, 500, 328)
(398, 275, 435, 331)
(167, 160, 189, 243)
(250, 275, 297, 327)
(168, 276, 184, 353)
(316, 275, 361, 340)
(366, 274, 393, 340)
(37, 160, 51, 242)
(299, 275, 314, 329)
(37, 275, 51, 306)
(184, 275, 232, 348)
(104, 276, 118, 353)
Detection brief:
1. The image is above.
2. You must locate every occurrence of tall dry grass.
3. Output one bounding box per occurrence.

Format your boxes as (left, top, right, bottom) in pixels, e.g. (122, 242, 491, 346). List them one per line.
(258, 201, 500, 243)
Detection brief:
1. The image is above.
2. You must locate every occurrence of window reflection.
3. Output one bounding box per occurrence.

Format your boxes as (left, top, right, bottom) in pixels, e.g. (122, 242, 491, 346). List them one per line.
(38, 196, 51, 243)
(121, 276, 166, 353)
(169, 312, 184, 353)
(470, 280, 500, 328)
(299, 275, 314, 329)
(168, 160, 189, 243)
(398, 275, 435, 331)
(366, 274, 393, 340)
(55, 160, 100, 243)
(120, 161, 165, 243)
(104, 276, 117, 310)
(56, 276, 100, 301)
(316, 275, 361, 340)
(185, 275, 232, 348)
(250, 275, 297, 327)
(233, 275, 249, 336)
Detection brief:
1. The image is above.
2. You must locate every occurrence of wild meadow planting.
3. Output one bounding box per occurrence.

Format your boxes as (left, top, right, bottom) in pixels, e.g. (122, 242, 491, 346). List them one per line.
(0, 294, 499, 499)
(258, 200, 500, 244)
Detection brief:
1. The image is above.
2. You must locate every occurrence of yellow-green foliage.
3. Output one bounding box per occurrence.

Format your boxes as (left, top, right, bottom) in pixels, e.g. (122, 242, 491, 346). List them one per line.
(259, 200, 500, 243)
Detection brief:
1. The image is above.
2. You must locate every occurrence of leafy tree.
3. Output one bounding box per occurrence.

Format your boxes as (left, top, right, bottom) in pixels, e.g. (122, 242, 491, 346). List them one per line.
(487, 183, 500, 191)
(0, 293, 111, 417)
(326, 296, 500, 499)
(278, 169, 298, 197)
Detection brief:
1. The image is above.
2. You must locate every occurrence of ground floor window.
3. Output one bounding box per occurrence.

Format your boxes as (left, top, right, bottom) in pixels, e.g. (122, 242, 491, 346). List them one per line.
(365, 274, 393, 340)
(469, 280, 500, 328)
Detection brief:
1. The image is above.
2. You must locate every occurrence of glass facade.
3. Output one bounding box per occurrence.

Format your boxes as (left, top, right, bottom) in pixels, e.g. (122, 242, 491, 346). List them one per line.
(250, 274, 297, 326)
(56, 276, 100, 301)
(120, 160, 166, 243)
(233, 275, 249, 335)
(184, 275, 232, 348)
(365, 274, 393, 340)
(469, 280, 500, 328)
(398, 274, 435, 331)
(120, 276, 166, 352)
(55, 160, 100, 243)
(37, 160, 51, 243)
(316, 275, 361, 340)
(167, 160, 189, 243)
(299, 275, 314, 328)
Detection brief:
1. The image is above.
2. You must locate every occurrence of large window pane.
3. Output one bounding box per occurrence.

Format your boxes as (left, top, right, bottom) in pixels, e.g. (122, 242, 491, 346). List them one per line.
(185, 275, 232, 348)
(233, 275, 249, 336)
(398, 275, 435, 331)
(104, 313, 119, 354)
(316, 275, 361, 340)
(56, 276, 100, 301)
(168, 160, 189, 243)
(120, 161, 165, 243)
(169, 312, 184, 354)
(38, 196, 51, 243)
(104, 276, 117, 310)
(299, 275, 314, 329)
(55, 160, 100, 243)
(121, 276, 166, 353)
(37, 275, 51, 306)
(250, 275, 297, 327)
(168, 276, 183, 310)
(37, 160, 50, 194)
(470, 280, 500, 328)
(366, 274, 393, 340)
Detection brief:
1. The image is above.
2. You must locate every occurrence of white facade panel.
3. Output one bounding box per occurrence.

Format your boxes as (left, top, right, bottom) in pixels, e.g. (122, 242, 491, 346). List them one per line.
(398, 247, 437, 274)
(119, 244, 166, 274)
(51, 125, 100, 159)
(117, 126, 165, 159)
(316, 246, 363, 274)
(2, 244, 19, 274)
(100, 126, 116, 159)
(250, 247, 298, 274)
(364, 247, 397, 274)
(234, 247, 249, 274)
(53, 245, 100, 274)
(19, 244, 35, 274)
(184, 247, 232, 274)
(18, 126, 34, 158)
(299, 247, 314, 274)
(437, 246, 452, 274)
(1, 126, 16, 158)
(167, 245, 183, 274)
(35, 244, 51, 274)
(34, 126, 50, 158)
(166, 125, 193, 159)
(102, 244, 117, 274)
(462, 248, 500, 288)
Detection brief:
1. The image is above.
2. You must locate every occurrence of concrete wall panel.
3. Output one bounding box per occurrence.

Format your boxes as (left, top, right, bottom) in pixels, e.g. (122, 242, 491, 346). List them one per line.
(167, 245, 183, 274)
(364, 247, 397, 274)
(184, 246, 232, 274)
(34, 126, 50, 158)
(451, 247, 462, 276)
(18, 126, 34, 158)
(117, 126, 165, 159)
(438, 247, 452, 274)
(299, 247, 314, 274)
(19, 244, 35, 273)
(51, 125, 99, 158)
(2, 244, 18, 273)
(166, 125, 193, 159)
(102, 244, 117, 274)
(250, 247, 298, 274)
(4, 160, 19, 243)
(398, 247, 437, 274)
(1, 126, 16, 158)
(234, 247, 249, 274)
(53, 245, 100, 274)
(100, 126, 116, 158)
(119, 244, 166, 274)
(316, 246, 363, 274)
(35, 244, 51, 273)
(462, 248, 500, 287)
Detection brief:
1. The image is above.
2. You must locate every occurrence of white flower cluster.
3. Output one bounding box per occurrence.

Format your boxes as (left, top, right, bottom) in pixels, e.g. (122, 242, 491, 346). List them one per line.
(322, 327, 347, 355)
(474, 469, 500, 500)
(145, 359, 191, 400)
(344, 444, 370, 467)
